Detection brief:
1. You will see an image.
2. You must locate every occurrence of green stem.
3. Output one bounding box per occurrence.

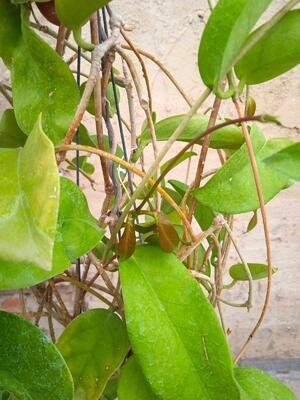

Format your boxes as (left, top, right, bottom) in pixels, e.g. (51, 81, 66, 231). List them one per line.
(102, 87, 212, 261)
(73, 27, 95, 51)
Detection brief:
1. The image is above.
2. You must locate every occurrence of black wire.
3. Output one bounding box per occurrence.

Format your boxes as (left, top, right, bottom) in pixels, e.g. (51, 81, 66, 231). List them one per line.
(99, 8, 141, 240)
(101, 8, 134, 193)
(76, 46, 81, 283)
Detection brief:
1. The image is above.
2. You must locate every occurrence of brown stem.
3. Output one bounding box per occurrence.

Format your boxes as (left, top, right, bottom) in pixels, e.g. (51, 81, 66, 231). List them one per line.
(90, 14, 114, 216)
(233, 100, 272, 362)
(55, 24, 68, 56)
(188, 95, 222, 221)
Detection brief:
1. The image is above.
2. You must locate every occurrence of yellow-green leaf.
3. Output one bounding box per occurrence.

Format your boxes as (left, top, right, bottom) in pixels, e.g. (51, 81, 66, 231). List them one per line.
(0, 116, 59, 271)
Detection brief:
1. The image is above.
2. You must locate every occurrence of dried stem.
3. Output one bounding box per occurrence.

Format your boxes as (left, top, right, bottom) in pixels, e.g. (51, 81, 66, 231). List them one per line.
(233, 100, 273, 362)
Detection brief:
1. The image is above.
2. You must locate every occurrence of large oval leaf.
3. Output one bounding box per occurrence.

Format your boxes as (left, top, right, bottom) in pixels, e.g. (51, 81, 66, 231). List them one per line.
(198, 0, 272, 91)
(133, 114, 244, 161)
(193, 125, 294, 214)
(12, 9, 79, 144)
(263, 143, 300, 181)
(120, 245, 241, 400)
(0, 177, 104, 290)
(0, 116, 59, 272)
(235, 367, 297, 399)
(0, 311, 74, 400)
(118, 357, 158, 400)
(0, 109, 27, 148)
(235, 10, 300, 85)
(0, 0, 21, 67)
(55, 0, 111, 29)
(57, 309, 129, 400)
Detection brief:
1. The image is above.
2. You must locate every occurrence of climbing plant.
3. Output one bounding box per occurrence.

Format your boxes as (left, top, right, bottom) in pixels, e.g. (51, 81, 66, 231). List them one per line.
(0, 0, 299, 399)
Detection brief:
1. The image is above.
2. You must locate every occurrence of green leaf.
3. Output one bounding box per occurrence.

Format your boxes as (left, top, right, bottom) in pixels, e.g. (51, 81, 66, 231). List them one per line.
(193, 125, 294, 214)
(12, 10, 79, 144)
(0, 311, 74, 400)
(100, 376, 118, 400)
(168, 179, 215, 231)
(67, 155, 95, 175)
(0, 109, 27, 148)
(235, 367, 297, 399)
(107, 82, 120, 118)
(57, 309, 129, 400)
(0, 0, 21, 67)
(55, 0, 111, 29)
(118, 357, 158, 400)
(133, 114, 244, 161)
(229, 263, 277, 281)
(263, 142, 300, 181)
(235, 10, 300, 85)
(198, 0, 272, 92)
(0, 116, 59, 272)
(81, 82, 120, 118)
(160, 151, 196, 174)
(120, 245, 241, 400)
(0, 177, 103, 290)
(78, 124, 123, 158)
(246, 211, 258, 233)
(57, 177, 104, 261)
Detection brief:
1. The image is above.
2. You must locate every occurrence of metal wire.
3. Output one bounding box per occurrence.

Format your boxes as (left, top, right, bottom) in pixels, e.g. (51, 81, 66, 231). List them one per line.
(76, 46, 81, 283)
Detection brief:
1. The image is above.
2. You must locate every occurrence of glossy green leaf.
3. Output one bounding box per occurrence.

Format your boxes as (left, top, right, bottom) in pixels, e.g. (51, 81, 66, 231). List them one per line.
(235, 10, 300, 85)
(194, 125, 294, 214)
(0, 116, 59, 272)
(133, 114, 244, 161)
(12, 10, 79, 144)
(0, 177, 103, 290)
(229, 263, 278, 281)
(263, 143, 300, 181)
(118, 357, 158, 400)
(57, 177, 104, 261)
(235, 367, 297, 399)
(0, 0, 21, 67)
(120, 245, 241, 400)
(0, 311, 74, 400)
(55, 0, 111, 29)
(57, 309, 129, 400)
(0, 109, 27, 148)
(198, 0, 272, 91)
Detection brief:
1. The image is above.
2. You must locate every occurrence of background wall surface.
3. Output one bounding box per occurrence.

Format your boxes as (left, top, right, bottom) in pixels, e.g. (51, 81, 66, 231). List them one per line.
(0, 0, 299, 366)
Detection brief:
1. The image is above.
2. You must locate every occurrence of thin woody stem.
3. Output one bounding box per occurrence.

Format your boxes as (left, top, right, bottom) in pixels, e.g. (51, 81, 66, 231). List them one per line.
(233, 100, 272, 363)
(55, 143, 195, 241)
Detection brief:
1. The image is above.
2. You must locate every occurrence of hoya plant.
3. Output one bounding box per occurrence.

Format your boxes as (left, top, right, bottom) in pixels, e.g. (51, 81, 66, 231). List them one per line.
(0, 0, 299, 399)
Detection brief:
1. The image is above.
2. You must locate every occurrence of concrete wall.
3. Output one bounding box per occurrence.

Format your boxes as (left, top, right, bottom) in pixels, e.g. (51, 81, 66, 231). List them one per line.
(0, 0, 299, 360)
